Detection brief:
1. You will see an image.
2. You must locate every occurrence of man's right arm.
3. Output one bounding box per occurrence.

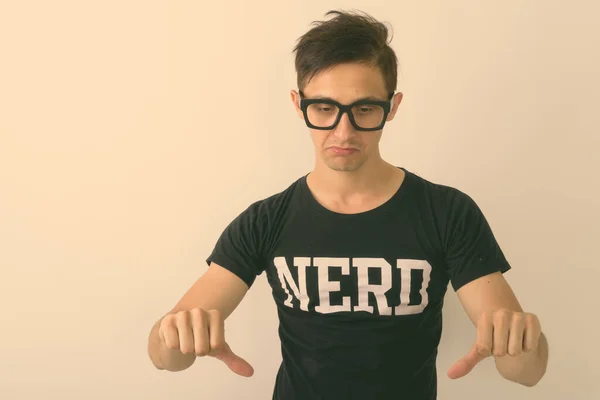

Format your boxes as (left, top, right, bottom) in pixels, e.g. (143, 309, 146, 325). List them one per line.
(147, 262, 251, 373)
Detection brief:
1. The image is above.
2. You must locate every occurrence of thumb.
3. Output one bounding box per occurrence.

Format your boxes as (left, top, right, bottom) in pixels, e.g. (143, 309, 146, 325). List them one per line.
(213, 343, 255, 378)
(447, 343, 486, 379)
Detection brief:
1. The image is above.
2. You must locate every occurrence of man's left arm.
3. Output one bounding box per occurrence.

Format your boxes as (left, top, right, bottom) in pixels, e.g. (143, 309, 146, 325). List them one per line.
(448, 271, 549, 387)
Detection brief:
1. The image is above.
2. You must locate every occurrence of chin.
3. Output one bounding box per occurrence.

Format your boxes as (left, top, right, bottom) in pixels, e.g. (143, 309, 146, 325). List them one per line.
(325, 159, 365, 172)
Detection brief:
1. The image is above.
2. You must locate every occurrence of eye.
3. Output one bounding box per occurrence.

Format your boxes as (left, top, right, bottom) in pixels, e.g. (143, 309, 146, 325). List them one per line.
(317, 106, 334, 112)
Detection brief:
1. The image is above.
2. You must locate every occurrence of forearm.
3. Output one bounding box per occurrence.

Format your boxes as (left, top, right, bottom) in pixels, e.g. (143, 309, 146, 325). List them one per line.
(495, 332, 549, 387)
(147, 319, 196, 372)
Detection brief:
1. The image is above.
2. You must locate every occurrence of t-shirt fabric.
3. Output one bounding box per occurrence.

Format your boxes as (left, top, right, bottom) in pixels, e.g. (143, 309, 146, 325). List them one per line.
(206, 167, 511, 400)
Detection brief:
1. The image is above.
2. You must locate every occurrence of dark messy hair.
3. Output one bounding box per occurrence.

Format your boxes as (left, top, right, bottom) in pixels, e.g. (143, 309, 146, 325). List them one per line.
(293, 9, 398, 96)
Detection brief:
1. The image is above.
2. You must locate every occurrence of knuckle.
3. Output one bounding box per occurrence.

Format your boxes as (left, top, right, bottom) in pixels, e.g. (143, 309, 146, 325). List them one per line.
(493, 347, 507, 357)
(512, 311, 524, 320)
(192, 312, 206, 328)
(478, 312, 493, 327)
(174, 311, 188, 324)
(189, 309, 204, 324)
(190, 308, 204, 317)
(165, 337, 179, 350)
(210, 340, 225, 353)
(195, 344, 210, 357)
(511, 316, 524, 329)
(164, 340, 177, 350)
(525, 313, 539, 326)
(476, 343, 491, 356)
(161, 314, 175, 327)
(508, 347, 522, 357)
(180, 341, 194, 355)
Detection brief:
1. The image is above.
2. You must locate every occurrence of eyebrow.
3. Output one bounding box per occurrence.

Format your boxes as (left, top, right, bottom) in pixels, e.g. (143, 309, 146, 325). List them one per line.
(300, 93, 388, 103)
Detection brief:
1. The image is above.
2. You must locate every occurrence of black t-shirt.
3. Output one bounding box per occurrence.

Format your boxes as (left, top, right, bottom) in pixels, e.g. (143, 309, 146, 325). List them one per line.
(206, 167, 511, 400)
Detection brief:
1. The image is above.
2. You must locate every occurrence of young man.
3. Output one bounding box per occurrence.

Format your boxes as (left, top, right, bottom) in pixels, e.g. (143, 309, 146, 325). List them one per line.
(147, 10, 548, 400)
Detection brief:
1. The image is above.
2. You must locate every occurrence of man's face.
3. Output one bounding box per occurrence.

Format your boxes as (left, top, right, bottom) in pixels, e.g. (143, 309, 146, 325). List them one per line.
(291, 63, 403, 172)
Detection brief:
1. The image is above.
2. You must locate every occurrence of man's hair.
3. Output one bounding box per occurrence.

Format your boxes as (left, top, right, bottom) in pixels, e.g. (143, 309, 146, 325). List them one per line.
(293, 10, 398, 95)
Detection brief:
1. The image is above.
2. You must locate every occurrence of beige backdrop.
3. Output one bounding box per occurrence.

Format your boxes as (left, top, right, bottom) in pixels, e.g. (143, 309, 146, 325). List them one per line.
(1, 1, 598, 399)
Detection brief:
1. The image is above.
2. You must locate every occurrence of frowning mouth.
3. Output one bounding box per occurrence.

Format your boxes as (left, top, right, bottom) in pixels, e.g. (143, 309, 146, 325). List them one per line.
(328, 147, 359, 155)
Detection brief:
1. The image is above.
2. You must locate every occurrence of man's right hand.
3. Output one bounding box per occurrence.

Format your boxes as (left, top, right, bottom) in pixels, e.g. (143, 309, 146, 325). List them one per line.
(158, 308, 254, 377)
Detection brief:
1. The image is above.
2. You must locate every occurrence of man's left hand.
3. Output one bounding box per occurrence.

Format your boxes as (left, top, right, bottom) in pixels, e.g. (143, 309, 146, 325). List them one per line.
(447, 308, 542, 379)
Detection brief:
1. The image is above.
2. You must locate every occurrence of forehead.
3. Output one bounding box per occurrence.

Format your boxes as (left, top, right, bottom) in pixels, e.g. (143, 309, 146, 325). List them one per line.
(302, 63, 388, 102)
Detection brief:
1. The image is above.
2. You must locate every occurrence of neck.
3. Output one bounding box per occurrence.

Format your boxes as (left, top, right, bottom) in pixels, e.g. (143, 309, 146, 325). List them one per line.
(308, 158, 397, 199)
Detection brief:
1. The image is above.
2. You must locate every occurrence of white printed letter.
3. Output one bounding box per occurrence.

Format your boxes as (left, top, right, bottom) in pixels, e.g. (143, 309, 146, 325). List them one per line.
(394, 259, 432, 315)
(274, 256, 311, 311)
(313, 257, 352, 314)
(353, 258, 393, 315)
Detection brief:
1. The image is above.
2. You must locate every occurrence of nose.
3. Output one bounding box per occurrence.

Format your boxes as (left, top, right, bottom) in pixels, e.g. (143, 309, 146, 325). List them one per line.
(332, 111, 355, 140)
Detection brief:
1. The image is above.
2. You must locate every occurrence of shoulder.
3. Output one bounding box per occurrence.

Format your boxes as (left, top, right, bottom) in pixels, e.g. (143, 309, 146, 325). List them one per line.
(401, 168, 489, 245)
(403, 168, 475, 212)
(237, 175, 306, 223)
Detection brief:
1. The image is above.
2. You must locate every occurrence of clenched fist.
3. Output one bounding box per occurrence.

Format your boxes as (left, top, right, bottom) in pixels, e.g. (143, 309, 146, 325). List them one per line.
(447, 308, 542, 379)
(158, 308, 254, 377)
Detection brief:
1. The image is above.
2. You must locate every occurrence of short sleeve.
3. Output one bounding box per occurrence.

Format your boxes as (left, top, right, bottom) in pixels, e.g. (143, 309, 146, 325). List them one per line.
(205, 201, 267, 288)
(443, 189, 511, 291)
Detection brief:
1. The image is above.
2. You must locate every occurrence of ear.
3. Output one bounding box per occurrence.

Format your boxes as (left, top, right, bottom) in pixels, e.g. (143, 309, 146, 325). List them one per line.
(290, 90, 304, 119)
(386, 92, 404, 121)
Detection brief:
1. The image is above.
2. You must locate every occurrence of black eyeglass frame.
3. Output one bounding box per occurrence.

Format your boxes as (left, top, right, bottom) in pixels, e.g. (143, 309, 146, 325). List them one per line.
(298, 91, 394, 131)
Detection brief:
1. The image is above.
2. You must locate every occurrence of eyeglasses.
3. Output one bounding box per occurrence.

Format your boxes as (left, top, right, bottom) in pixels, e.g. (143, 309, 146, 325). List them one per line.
(299, 91, 393, 131)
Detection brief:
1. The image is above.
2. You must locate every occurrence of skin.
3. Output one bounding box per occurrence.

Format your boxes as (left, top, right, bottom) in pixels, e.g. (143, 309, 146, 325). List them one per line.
(290, 62, 405, 213)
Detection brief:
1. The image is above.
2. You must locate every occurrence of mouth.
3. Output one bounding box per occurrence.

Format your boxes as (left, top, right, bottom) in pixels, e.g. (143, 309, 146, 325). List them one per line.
(328, 146, 359, 155)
